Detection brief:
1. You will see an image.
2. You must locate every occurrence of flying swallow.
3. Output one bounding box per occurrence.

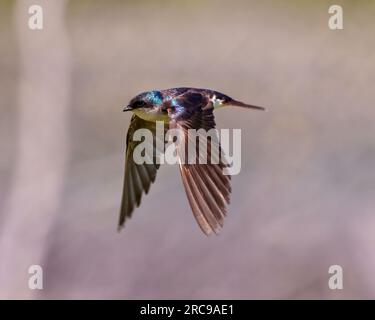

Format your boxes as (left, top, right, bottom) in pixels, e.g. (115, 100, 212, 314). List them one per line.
(120, 87, 264, 235)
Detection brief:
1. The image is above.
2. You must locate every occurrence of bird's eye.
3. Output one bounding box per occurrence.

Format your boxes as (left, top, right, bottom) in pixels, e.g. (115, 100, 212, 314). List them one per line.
(133, 100, 146, 108)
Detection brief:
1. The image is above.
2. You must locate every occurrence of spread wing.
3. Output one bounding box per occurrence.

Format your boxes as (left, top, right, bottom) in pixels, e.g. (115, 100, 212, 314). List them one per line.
(118, 115, 166, 229)
(169, 91, 231, 235)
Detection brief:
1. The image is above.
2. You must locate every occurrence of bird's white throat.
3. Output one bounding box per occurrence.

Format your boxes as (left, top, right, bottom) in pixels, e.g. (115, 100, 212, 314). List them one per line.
(132, 108, 170, 122)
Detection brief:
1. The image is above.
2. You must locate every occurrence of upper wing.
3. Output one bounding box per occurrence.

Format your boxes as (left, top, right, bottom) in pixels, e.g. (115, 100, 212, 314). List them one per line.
(118, 115, 166, 229)
(169, 93, 231, 235)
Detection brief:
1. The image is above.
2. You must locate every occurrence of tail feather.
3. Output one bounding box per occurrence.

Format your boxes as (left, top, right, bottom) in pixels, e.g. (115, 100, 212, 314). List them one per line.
(229, 100, 265, 111)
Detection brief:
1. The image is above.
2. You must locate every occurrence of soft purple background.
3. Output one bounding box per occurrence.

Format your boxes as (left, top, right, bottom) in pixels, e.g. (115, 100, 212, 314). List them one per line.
(0, 0, 374, 299)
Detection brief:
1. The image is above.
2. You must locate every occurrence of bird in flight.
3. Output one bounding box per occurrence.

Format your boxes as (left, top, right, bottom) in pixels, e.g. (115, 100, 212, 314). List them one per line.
(120, 87, 264, 235)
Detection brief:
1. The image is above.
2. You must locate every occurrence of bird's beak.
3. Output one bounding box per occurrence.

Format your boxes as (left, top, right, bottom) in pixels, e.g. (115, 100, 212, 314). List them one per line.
(123, 105, 132, 112)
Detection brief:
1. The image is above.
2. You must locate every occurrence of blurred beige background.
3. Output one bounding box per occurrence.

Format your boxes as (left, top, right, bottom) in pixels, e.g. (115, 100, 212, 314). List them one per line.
(0, 0, 375, 299)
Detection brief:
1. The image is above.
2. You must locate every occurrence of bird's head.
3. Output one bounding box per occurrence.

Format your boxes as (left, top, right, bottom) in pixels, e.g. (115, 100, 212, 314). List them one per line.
(123, 90, 163, 112)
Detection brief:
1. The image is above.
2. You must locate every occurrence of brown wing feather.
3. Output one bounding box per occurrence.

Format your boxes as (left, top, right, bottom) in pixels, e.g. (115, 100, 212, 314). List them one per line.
(170, 100, 231, 235)
(118, 115, 166, 229)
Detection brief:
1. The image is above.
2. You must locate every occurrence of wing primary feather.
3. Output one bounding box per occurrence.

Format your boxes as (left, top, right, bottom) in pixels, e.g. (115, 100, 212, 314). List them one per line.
(179, 165, 213, 235)
(189, 166, 224, 226)
(118, 115, 165, 230)
(170, 98, 232, 235)
(181, 166, 220, 233)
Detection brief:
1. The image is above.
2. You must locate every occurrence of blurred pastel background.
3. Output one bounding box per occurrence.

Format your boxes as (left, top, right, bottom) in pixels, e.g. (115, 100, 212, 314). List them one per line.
(0, 0, 374, 299)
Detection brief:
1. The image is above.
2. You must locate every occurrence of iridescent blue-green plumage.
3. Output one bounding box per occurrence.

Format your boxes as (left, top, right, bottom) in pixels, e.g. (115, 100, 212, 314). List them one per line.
(129, 90, 163, 106)
(120, 87, 264, 235)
